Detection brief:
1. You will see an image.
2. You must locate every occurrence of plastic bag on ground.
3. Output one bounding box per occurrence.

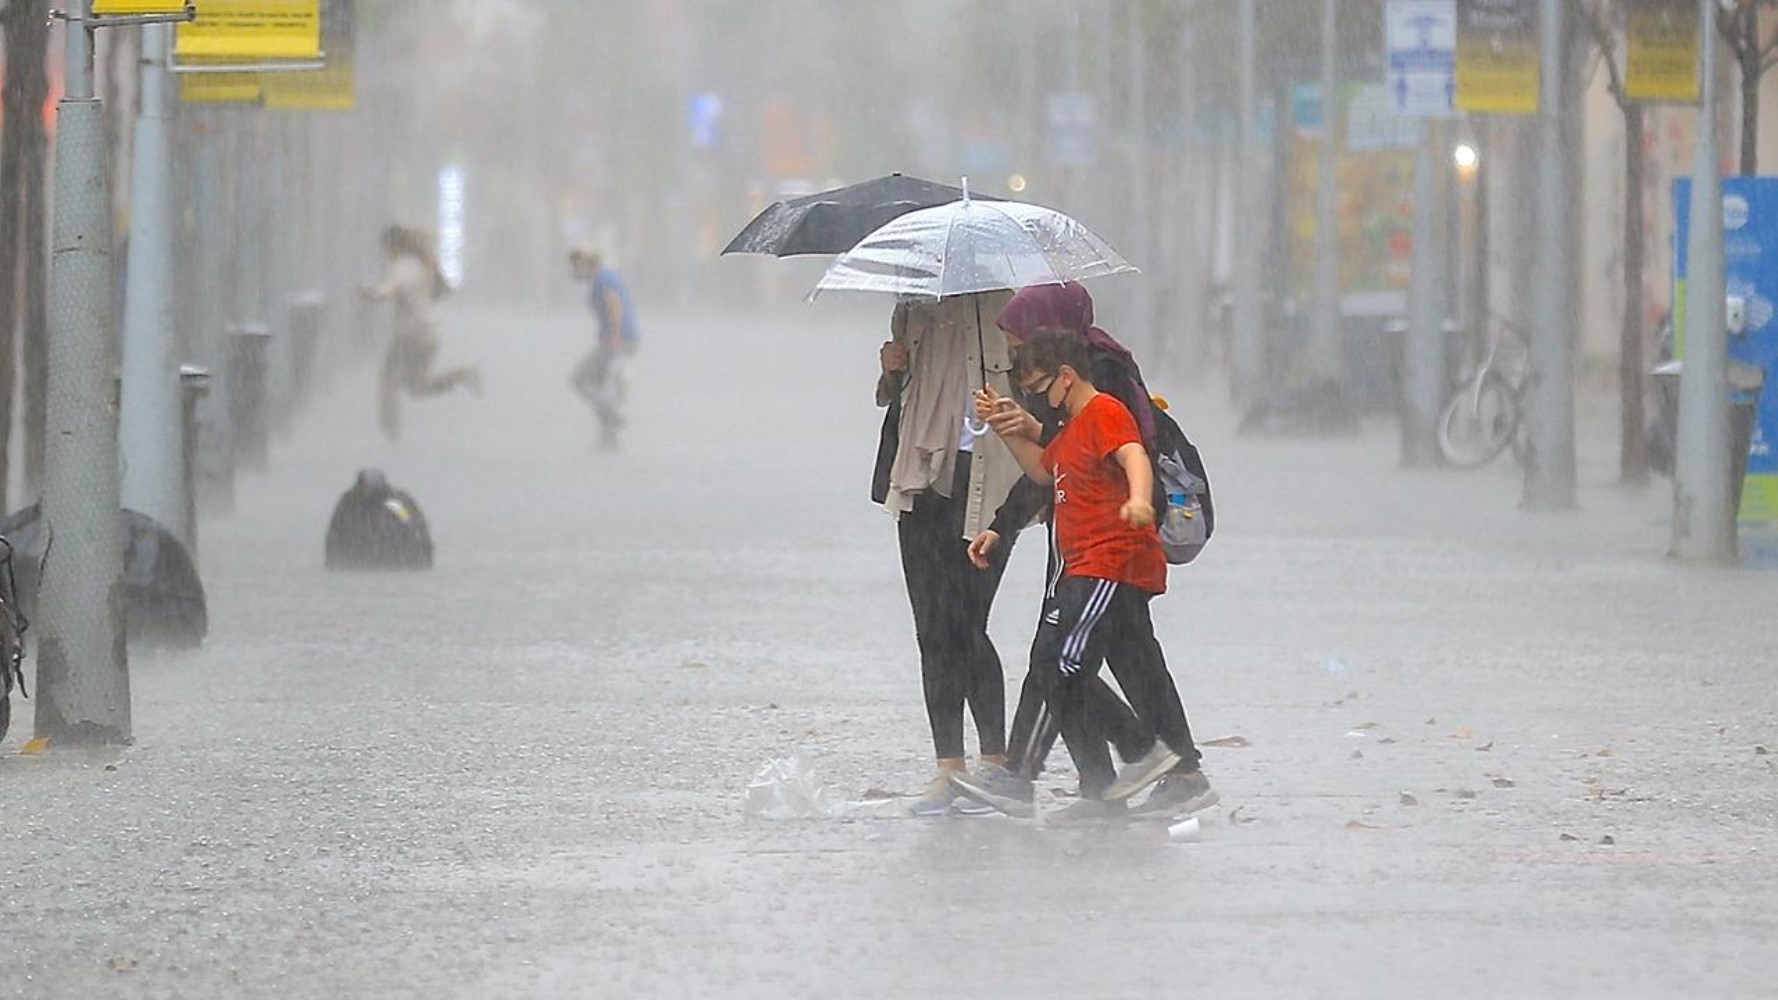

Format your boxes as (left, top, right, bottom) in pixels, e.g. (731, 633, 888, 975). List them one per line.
(743, 756, 907, 820)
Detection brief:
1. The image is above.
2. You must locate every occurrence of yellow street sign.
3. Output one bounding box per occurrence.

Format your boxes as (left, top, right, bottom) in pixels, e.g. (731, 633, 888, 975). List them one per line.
(1626, 0, 1700, 103)
(176, 0, 320, 61)
(1455, 0, 1539, 115)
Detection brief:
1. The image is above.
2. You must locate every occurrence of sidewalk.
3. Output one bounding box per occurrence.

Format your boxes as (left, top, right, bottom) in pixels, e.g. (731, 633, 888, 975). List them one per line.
(2, 302, 1775, 999)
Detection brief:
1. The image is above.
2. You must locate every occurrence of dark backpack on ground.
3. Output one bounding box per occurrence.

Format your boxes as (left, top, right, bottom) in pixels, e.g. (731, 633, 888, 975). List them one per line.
(325, 470, 434, 571)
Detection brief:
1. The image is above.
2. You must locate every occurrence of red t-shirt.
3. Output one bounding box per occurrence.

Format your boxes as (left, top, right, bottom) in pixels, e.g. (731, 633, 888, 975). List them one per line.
(1042, 393, 1167, 595)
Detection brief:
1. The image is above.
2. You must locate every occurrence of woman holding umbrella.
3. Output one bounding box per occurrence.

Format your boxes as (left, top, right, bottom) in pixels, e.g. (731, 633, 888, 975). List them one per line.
(874, 290, 1022, 816)
(808, 189, 1138, 814)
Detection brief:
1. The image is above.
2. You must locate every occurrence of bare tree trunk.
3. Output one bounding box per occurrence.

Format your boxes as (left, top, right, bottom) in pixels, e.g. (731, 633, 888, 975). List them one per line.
(1741, 46, 1761, 174)
(1621, 102, 1650, 484)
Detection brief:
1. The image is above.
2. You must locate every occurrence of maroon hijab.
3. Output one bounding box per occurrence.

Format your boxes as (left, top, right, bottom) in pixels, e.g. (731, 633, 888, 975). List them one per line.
(994, 281, 1156, 443)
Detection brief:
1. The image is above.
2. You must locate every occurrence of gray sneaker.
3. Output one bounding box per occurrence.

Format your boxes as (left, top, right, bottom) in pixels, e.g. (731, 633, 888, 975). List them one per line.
(1045, 796, 1128, 825)
(1103, 744, 1182, 801)
(949, 763, 1035, 819)
(1129, 770, 1220, 818)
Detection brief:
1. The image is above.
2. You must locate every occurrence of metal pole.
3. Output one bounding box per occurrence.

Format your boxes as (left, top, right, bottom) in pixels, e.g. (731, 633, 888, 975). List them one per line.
(1127, 0, 1153, 357)
(37, 0, 130, 744)
(1174, 6, 1207, 380)
(1672, 0, 1732, 559)
(190, 110, 234, 510)
(1403, 120, 1447, 466)
(119, 23, 184, 546)
(1310, 0, 1347, 406)
(1233, 0, 1264, 404)
(1523, 0, 1577, 509)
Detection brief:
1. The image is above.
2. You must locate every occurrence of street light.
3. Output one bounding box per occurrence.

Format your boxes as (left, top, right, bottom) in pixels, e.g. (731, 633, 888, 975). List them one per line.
(1453, 143, 1479, 178)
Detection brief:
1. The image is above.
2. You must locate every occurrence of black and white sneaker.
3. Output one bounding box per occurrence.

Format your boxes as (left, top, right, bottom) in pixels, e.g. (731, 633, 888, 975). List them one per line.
(1129, 770, 1220, 818)
(1103, 745, 1182, 801)
(949, 763, 1035, 819)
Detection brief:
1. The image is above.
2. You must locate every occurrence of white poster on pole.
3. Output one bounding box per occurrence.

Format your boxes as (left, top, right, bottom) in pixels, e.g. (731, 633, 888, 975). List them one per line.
(1386, 0, 1457, 117)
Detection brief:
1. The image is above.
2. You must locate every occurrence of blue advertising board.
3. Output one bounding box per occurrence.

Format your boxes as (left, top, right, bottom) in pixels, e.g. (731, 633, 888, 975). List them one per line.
(1673, 177, 1778, 522)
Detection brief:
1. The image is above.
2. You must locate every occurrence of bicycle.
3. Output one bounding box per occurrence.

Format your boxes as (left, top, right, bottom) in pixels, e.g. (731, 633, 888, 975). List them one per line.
(1437, 317, 1529, 468)
(0, 536, 26, 744)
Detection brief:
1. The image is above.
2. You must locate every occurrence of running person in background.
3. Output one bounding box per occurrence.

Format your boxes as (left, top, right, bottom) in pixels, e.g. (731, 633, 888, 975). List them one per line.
(568, 247, 640, 449)
(361, 225, 480, 442)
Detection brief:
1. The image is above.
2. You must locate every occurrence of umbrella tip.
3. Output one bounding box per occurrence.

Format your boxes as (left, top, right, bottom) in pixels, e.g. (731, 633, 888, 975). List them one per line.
(961, 176, 970, 204)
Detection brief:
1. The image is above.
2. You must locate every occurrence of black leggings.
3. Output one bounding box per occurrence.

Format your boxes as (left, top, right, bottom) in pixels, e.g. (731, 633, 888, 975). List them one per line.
(896, 454, 1011, 760)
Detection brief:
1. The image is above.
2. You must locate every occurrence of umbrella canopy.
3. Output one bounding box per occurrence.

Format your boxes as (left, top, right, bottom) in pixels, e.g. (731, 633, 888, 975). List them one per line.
(721, 173, 999, 257)
(810, 198, 1137, 300)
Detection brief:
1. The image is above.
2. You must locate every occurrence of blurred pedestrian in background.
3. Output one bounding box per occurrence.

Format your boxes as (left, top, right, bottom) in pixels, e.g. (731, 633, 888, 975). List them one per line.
(568, 247, 640, 449)
(361, 225, 480, 442)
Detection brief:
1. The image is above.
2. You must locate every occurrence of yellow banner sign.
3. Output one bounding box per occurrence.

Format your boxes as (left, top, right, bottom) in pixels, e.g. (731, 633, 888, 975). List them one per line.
(262, 0, 354, 111)
(1626, 0, 1700, 103)
(93, 0, 188, 12)
(178, 72, 261, 104)
(262, 63, 353, 111)
(177, 0, 320, 61)
(1455, 0, 1539, 115)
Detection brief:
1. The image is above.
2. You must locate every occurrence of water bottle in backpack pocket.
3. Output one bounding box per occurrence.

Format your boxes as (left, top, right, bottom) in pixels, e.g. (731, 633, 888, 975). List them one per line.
(1155, 451, 1210, 564)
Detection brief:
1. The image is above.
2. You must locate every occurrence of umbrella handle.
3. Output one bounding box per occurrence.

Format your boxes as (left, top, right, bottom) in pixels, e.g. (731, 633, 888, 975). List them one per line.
(965, 415, 992, 438)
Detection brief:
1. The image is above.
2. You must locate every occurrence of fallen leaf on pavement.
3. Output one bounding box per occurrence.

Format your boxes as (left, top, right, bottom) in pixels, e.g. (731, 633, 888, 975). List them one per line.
(861, 787, 900, 800)
(1399, 792, 1419, 806)
(1454, 789, 1478, 800)
(1756, 746, 1770, 756)
(1476, 741, 1494, 752)
(1201, 735, 1251, 748)
(1451, 727, 1474, 740)
(1559, 832, 1580, 842)
(1378, 737, 1399, 745)
(1352, 722, 1382, 730)
(1425, 717, 1437, 726)
(20, 738, 48, 756)
(1491, 777, 1515, 788)
(1595, 747, 1615, 757)
(1345, 819, 1383, 831)
(1350, 750, 1365, 760)
(1599, 834, 1616, 846)
(1228, 806, 1258, 825)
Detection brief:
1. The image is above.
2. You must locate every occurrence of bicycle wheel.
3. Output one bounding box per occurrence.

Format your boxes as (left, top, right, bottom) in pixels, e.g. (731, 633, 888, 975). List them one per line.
(1437, 373, 1519, 467)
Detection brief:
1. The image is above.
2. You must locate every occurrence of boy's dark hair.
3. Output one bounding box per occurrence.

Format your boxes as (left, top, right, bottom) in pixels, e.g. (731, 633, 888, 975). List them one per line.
(1015, 327, 1093, 384)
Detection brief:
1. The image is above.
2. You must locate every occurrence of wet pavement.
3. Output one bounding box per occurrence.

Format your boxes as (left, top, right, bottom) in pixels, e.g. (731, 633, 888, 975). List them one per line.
(4, 300, 1778, 998)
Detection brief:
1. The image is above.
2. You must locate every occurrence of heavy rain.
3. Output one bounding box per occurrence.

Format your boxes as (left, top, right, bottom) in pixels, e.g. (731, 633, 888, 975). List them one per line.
(2, 1, 1778, 996)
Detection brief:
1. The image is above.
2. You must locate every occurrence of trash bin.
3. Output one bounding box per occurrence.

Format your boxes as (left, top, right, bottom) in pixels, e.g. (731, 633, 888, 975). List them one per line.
(226, 322, 272, 472)
(282, 292, 325, 426)
(178, 364, 210, 562)
(1650, 359, 1766, 532)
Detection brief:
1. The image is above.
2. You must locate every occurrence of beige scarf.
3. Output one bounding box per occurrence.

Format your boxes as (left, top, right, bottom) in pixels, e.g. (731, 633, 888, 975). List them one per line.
(883, 297, 978, 516)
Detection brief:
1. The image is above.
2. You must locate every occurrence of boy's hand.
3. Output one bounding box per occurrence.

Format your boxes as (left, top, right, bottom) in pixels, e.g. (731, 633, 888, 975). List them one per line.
(1120, 498, 1155, 530)
(975, 385, 1038, 441)
(880, 341, 909, 375)
(967, 529, 1001, 569)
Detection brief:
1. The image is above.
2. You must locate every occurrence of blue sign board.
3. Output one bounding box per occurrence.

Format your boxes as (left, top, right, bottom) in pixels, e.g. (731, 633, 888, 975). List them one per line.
(1674, 176, 1778, 522)
(1386, 0, 1457, 117)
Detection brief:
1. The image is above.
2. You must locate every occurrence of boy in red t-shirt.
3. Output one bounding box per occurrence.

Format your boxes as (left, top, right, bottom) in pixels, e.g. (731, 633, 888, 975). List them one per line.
(971, 329, 1209, 819)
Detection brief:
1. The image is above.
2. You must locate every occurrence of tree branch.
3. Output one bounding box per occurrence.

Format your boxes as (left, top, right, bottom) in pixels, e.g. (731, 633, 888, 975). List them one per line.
(1575, 0, 1627, 104)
